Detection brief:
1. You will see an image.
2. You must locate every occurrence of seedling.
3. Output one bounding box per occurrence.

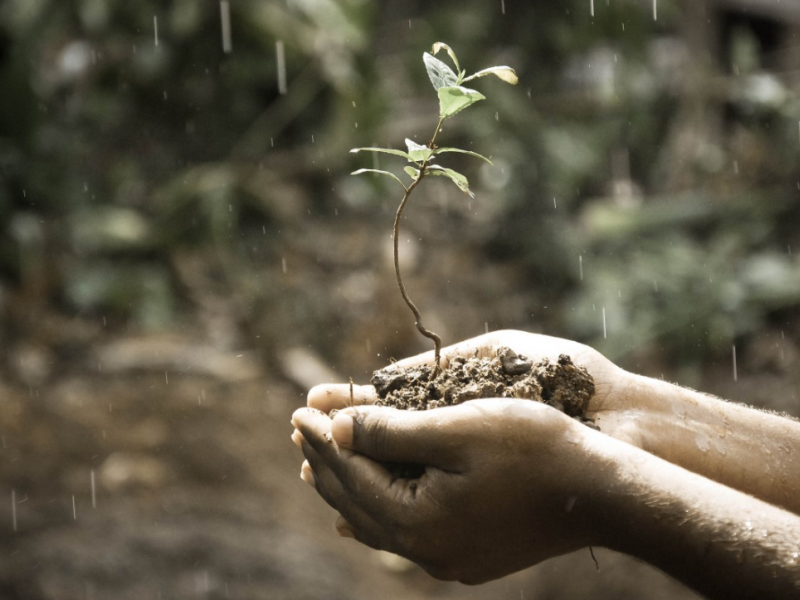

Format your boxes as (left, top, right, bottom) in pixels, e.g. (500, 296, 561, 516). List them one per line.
(351, 42, 518, 375)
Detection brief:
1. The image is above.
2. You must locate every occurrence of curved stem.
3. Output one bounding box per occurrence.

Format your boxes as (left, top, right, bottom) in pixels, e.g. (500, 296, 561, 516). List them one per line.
(392, 116, 447, 377)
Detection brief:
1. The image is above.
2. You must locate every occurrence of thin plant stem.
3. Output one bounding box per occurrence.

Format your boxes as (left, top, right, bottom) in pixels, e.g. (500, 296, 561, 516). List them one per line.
(392, 117, 446, 377)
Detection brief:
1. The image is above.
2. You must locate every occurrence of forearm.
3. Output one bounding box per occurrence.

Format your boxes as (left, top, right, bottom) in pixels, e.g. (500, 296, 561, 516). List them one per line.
(582, 432, 800, 599)
(593, 373, 800, 514)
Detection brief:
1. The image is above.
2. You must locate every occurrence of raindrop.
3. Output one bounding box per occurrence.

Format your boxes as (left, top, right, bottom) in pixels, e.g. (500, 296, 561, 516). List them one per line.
(553, 197, 557, 209)
(163, 90, 168, 100)
(154, 16, 159, 47)
(281, 257, 287, 274)
(276, 41, 287, 95)
(732, 345, 738, 382)
(602, 307, 607, 339)
(501, 0, 506, 15)
(72, 495, 77, 520)
(733, 160, 738, 175)
(653, 0, 657, 20)
(579, 255, 583, 281)
(165, 371, 169, 385)
(220, 1, 233, 54)
(22, 189, 26, 198)
(590, 0, 594, 17)
(90, 470, 97, 508)
(485, 322, 489, 334)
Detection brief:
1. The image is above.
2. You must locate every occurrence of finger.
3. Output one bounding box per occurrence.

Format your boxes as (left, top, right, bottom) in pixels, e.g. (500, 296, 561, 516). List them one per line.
(300, 459, 316, 487)
(330, 405, 468, 468)
(300, 436, 390, 551)
(291, 429, 306, 448)
(307, 384, 378, 413)
(295, 407, 421, 520)
(335, 515, 356, 539)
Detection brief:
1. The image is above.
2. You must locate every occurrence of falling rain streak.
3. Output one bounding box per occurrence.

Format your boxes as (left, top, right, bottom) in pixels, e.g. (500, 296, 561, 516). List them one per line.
(602, 307, 607, 339)
(590, 0, 594, 17)
(91, 470, 97, 508)
(732, 345, 738, 382)
(276, 41, 287, 95)
(579, 255, 583, 281)
(653, 0, 657, 20)
(220, 1, 232, 53)
(153, 16, 159, 47)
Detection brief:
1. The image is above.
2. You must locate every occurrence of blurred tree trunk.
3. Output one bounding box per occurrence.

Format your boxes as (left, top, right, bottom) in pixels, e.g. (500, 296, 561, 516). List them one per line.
(658, 0, 723, 193)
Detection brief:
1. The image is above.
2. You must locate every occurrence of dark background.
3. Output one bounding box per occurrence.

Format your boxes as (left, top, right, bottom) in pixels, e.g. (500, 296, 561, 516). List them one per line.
(1, 0, 799, 598)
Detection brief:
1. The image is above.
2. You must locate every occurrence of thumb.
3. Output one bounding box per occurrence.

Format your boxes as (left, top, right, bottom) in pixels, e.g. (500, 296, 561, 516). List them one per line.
(331, 405, 464, 467)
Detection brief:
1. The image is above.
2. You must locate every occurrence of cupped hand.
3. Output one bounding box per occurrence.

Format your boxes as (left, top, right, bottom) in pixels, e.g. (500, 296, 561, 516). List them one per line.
(292, 398, 609, 584)
(306, 330, 643, 447)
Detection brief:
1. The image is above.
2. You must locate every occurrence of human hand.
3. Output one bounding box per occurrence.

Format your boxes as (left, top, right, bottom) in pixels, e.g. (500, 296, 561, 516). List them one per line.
(306, 330, 643, 447)
(292, 398, 609, 584)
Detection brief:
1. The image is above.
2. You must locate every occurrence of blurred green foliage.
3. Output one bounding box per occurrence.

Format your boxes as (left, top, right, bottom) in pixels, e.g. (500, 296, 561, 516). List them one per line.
(1, 0, 799, 369)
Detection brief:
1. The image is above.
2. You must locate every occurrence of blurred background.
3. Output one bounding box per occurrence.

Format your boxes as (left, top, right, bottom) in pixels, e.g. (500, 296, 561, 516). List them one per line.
(1, 0, 799, 598)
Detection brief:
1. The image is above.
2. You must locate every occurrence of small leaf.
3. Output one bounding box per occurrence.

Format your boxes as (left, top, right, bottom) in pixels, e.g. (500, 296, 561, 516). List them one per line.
(350, 147, 412, 160)
(423, 52, 458, 91)
(431, 42, 460, 73)
(462, 66, 519, 85)
(437, 86, 485, 119)
(404, 166, 421, 180)
(425, 165, 474, 197)
(351, 169, 406, 189)
(432, 147, 493, 165)
(405, 138, 434, 163)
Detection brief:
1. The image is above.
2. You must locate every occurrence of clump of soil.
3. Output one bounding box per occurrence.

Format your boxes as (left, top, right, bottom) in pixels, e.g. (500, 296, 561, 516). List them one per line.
(371, 347, 595, 422)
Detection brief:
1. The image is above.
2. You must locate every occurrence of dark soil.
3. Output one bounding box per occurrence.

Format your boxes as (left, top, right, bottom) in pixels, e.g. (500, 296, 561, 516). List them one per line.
(371, 347, 596, 421)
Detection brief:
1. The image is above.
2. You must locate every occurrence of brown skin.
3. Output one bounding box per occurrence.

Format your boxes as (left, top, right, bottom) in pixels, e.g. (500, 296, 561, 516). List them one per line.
(292, 330, 800, 596)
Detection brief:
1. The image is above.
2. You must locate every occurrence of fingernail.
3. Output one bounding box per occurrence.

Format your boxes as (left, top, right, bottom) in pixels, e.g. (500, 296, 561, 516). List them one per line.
(300, 462, 316, 488)
(337, 526, 356, 539)
(331, 412, 354, 447)
(291, 429, 305, 448)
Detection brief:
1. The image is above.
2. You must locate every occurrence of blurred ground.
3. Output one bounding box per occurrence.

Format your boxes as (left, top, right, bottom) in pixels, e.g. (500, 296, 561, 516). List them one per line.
(1, 214, 798, 599)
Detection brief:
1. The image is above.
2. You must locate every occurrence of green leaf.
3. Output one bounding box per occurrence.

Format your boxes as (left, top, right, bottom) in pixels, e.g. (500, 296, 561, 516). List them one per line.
(425, 165, 474, 197)
(432, 147, 493, 165)
(351, 169, 406, 189)
(431, 42, 460, 73)
(350, 147, 413, 160)
(463, 66, 519, 85)
(404, 166, 421, 180)
(423, 52, 458, 91)
(405, 138, 434, 163)
(437, 86, 485, 119)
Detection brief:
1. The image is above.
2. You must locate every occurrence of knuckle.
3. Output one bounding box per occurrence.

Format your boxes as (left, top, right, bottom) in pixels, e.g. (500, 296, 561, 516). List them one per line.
(361, 410, 393, 457)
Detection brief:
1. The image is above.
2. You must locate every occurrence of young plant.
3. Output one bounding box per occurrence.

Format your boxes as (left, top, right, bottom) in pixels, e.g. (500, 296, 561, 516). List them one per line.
(351, 42, 518, 376)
